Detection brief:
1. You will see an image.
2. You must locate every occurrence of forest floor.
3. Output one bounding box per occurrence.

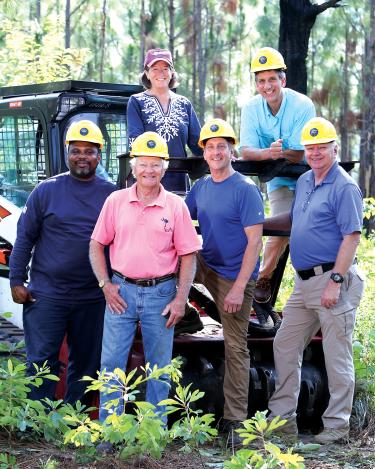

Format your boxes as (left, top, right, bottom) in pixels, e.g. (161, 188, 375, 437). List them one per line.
(1, 426, 374, 468)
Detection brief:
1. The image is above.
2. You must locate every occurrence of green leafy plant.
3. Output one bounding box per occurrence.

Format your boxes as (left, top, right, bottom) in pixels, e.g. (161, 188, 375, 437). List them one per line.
(37, 399, 96, 444)
(65, 358, 218, 461)
(363, 197, 375, 222)
(353, 234, 375, 408)
(0, 339, 25, 365)
(0, 359, 59, 438)
(65, 359, 182, 459)
(223, 411, 305, 469)
(0, 17, 90, 85)
(39, 457, 59, 469)
(161, 382, 218, 453)
(0, 453, 19, 469)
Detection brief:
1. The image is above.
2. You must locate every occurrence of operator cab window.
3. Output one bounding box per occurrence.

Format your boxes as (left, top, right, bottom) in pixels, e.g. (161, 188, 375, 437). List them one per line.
(0, 115, 45, 208)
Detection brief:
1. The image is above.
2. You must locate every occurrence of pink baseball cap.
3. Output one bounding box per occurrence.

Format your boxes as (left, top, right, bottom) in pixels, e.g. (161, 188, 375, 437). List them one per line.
(144, 48, 173, 68)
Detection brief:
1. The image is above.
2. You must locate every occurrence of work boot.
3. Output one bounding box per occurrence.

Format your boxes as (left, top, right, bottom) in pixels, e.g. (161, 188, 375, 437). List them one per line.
(222, 419, 244, 450)
(314, 427, 349, 444)
(254, 278, 272, 303)
(174, 302, 204, 335)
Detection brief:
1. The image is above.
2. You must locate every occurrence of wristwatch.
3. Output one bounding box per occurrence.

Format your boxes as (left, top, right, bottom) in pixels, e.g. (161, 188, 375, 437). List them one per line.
(98, 279, 110, 288)
(330, 272, 344, 284)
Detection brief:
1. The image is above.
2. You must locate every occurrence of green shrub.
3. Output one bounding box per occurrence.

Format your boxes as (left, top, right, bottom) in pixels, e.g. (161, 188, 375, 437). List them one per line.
(223, 411, 305, 469)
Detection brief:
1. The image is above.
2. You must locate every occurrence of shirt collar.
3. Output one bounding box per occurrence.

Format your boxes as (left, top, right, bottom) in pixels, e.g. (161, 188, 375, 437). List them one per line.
(305, 161, 339, 186)
(129, 183, 167, 207)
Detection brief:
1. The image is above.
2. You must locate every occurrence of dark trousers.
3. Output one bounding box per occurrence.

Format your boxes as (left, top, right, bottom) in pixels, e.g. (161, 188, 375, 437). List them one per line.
(23, 297, 105, 404)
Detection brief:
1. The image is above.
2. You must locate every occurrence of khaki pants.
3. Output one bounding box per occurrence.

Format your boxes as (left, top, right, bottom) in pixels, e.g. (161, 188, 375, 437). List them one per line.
(259, 187, 294, 279)
(268, 265, 365, 429)
(195, 253, 255, 421)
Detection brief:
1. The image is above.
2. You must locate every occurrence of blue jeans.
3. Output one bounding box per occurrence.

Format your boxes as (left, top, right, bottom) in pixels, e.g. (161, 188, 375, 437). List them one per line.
(99, 274, 177, 421)
(23, 297, 105, 404)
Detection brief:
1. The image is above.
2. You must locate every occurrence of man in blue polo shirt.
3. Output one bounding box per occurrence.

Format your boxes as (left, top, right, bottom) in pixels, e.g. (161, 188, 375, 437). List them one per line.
(185, 118, 264, 448)
(265, 117, 364, 444)
(240, 47, 316, 304)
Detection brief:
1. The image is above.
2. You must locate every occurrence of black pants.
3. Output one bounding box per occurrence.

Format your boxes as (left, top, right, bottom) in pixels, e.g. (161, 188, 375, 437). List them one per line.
(23, 297, 105, 404)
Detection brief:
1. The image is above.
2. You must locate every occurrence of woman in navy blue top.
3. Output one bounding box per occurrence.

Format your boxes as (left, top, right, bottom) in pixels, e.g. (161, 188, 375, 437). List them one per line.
(127, 48, 202, 193)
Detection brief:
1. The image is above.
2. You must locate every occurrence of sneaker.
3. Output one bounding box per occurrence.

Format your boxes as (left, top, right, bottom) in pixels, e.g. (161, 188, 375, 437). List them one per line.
(254, 278, 272, 303)
(314, 427, 349, 444)
(174, 302, 204, 335)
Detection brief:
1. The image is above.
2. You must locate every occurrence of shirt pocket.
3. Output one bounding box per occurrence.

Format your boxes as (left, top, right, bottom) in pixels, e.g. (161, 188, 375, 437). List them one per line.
(150, 218, 175, 253)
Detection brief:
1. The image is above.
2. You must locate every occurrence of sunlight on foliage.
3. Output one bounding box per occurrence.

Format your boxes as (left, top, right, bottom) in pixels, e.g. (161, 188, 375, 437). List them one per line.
(0, 17, 90, 86)
(224, 411, 305, 469)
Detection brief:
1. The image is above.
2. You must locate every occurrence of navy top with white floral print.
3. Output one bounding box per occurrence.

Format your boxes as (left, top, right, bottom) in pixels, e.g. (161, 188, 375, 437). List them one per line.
(127, 91, 202, 192)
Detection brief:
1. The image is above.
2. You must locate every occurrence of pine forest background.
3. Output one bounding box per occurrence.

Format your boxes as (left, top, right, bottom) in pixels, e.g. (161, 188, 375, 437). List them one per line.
(0, 0, 374, 200)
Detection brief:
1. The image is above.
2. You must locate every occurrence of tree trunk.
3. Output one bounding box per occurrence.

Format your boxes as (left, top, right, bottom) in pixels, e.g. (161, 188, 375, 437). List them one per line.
(140, 0, 146, 72)
(36, 0, 41, 21)
(197, 0, 207, 122)
(168, 0, 175, 57)
(278, 0, 343, 94)
(339, 24, 350, 162)
(65, 0, 70, 48)
(191, 0, 198, 109)
(359, 0, 375, 200)
(99, 0, 107, 82)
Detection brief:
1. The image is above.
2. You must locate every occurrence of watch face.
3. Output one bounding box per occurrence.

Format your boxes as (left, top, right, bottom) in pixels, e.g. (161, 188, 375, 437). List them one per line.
(99, 280, 106, 288)
(330, 273, 344, 283)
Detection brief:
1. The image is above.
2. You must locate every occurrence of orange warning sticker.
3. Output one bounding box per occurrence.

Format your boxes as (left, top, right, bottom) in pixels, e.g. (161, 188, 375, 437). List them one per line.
(0, 205, 11, 220)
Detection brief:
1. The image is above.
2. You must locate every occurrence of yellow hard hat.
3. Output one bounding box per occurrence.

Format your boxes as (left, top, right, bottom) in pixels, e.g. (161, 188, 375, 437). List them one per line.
(198, 118, 238, 148)
(250, 47, 287, 73)
(65, 120, 104, 149)
(130, 131, 169, 159)
(300, 117, 338, 145)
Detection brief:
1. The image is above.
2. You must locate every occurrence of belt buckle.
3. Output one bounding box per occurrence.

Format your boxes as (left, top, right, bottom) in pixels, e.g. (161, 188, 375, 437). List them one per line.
(137, 278, 156, 287)
(313, 265, 323, 276)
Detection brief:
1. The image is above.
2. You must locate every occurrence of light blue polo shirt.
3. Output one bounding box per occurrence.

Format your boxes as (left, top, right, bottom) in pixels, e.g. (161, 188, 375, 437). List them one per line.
(240, 88, 316, 193)
(290, 162, 363, 270)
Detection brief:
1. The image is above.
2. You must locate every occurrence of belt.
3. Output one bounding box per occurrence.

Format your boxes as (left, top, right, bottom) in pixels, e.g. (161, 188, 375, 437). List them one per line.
(297, 259, 357, 281)
(113, 270, 176, 287)
(297, 262, 334, 280)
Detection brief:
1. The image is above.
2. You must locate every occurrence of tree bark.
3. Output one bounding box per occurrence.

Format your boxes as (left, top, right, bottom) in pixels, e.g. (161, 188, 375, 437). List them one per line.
(278, 0, 343, 94)
(99, 0, 107, 82)
(65, 0, 71, 49)
(191, 0, 198, 109)
(168, 0, 175, 57)
(197, 0, 207, 122)
(339, 24, 350, 162)
(140, 0, 146, 72)
(36, 0, 41, 21)
(359, 0, 375, 201)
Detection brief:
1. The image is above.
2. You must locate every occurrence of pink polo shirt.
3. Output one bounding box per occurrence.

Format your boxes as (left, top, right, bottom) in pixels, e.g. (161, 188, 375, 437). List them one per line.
(91, 184, 201, 278)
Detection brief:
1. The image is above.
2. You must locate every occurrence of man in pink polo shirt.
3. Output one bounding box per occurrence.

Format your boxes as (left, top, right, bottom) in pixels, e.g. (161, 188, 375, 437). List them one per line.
(89, 131, 201, 423)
